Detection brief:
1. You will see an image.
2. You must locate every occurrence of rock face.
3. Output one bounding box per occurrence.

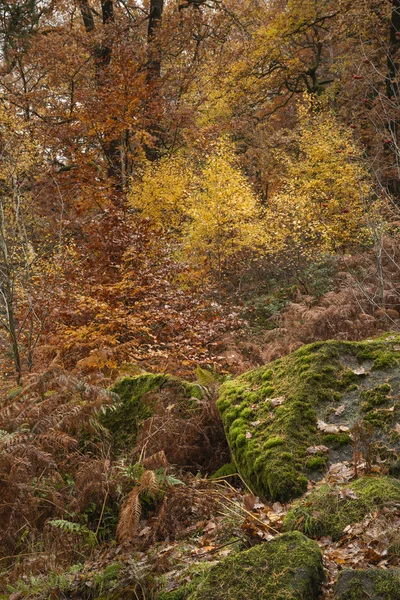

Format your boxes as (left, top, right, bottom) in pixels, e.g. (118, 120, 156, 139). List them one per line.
(217, 334, 400, 501)
(188, 531, 324, 600)
(283, 476, 400, 540)
(335, 569, 400, 599)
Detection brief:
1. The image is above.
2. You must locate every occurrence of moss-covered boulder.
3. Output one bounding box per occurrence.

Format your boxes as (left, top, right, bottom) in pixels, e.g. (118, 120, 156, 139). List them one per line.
(101, 373, 229, 472)
(335, 569, 400, 599)
(187, 531, 324, 600)
(283, 476, 400, 540)
(100, 373, 172, 450)
(217, 334, 400, 501)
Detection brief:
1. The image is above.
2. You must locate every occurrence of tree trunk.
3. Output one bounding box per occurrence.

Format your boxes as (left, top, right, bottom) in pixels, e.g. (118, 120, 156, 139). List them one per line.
(144, 0, 164, 161)
(148, 0, 164, 79)
(387, 0, 400, 99)
(80, 0, 121, 184)
(0, 201, 22, 384)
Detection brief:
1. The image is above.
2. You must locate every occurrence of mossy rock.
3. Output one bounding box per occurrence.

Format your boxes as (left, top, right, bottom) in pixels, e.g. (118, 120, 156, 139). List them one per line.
(335, 569, 400, 599)
(283, 476, 400, 541)
(210, 462, 238, 479)
(101, 373, 202, 451)
(187, 531, 324, 600)
(217, 334, 400, 501)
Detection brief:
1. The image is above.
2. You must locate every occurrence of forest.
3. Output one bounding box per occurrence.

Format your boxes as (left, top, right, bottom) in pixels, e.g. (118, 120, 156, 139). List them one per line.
(1, 1, 400, 598)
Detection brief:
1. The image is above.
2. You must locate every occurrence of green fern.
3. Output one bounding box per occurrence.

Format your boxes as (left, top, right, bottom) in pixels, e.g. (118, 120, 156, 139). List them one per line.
(48, 519, 97, 547)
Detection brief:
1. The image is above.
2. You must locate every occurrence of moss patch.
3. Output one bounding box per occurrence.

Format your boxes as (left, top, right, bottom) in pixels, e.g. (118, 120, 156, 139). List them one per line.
(306, 456, 327, 471)
(101, 374, 202, 451)
(335, 569, 400, 600)
(283, 476, 400, 541)
(188, 531, 324, 600)
(217, 334, 400, 501)
(211, 463, 238, 479)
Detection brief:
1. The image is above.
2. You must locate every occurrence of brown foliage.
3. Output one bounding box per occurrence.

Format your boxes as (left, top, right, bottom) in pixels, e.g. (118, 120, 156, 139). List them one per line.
(0, 368, 116, 558)
(116, 469, 160, 545)
(134, 379, 230, 474)
(259, 243, 400, 363)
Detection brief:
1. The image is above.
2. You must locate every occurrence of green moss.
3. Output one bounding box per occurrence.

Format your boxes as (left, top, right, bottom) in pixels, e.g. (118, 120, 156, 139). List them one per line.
(361, 384, 391, 411)
(347, 383, 359, 392)
(372, 352, 399, 370)
(101, 374, 202, 451)
(335, 569, 400, 600)
(217, 335, 400, 502)
(264, 436, 285, 449)
(306, 456, 327, 471)
(322, 433, 351, 448)
(159, 580, 201, 600)
(211, 463, 237, 479)
(363, 409, 393, 428)
(188, 532, 324, 600)
(240, 407, 254, 419)
(338, 369, 359, 389)
(236, 433, 246, 447)
(284, 476, 400, 541)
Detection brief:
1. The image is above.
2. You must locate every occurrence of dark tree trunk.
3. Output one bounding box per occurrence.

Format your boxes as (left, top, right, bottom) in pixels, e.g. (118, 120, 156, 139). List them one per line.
(147, 0, 164, 80)
(387, 0, 400, 99)
(144, 0, 164, 161)
(79, 1, 120, 184)
(79, 0, 95, 33)
(385, 0, 400, 181)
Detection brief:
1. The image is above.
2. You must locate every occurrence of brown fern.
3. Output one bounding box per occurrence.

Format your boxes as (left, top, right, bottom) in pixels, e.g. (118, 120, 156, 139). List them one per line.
(116, 488, 142, 544)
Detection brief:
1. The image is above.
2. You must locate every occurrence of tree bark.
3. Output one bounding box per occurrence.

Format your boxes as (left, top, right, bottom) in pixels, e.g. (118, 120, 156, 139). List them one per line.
(387, 0, 400, 99)
(79, 1, 121, 184)
(147, 0, 164, 80)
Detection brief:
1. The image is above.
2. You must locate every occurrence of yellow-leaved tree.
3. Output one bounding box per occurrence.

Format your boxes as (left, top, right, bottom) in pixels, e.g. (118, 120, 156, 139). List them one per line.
(129, 141, 265, 277)
(185, 143, 264, 271)
(130, 155, 194, 231)
(264, 98, 374, 259)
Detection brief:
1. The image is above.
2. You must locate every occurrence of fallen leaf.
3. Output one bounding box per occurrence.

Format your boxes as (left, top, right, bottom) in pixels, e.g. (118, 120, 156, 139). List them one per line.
(272, 502, 283, 513)
(243, 493, 256, 511)
(204, 521, 217, 534)
(245, 431, 253, 439)
(353, 366, 367, 375)
(340, 488, 359, 500)
(306, 445, 330, 455)
(335, 405, 345, 416)
(270, 396, 285, 407)
(324, 425, 340, 434)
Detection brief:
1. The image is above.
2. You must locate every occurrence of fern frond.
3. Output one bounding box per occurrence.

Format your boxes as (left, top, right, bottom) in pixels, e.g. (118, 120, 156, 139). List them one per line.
(116, 488, 142, 544)
(139, 470, 159, 498)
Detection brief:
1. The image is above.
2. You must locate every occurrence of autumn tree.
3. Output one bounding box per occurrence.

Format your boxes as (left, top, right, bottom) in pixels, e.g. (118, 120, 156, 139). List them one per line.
(263, 98, 374, 260)
(130, 140, 265, 280)
(0, 105, 49, 382)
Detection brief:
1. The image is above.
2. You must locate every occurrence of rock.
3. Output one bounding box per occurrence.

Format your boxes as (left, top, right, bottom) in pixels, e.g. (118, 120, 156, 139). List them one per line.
(101, 373, 174, 450)
(101, 373, 229, 472)
(283, 476, 400, 540)
(335, 569, 400, 599)
(188, 531, 324, 600)
(216, 334, 400, 501)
